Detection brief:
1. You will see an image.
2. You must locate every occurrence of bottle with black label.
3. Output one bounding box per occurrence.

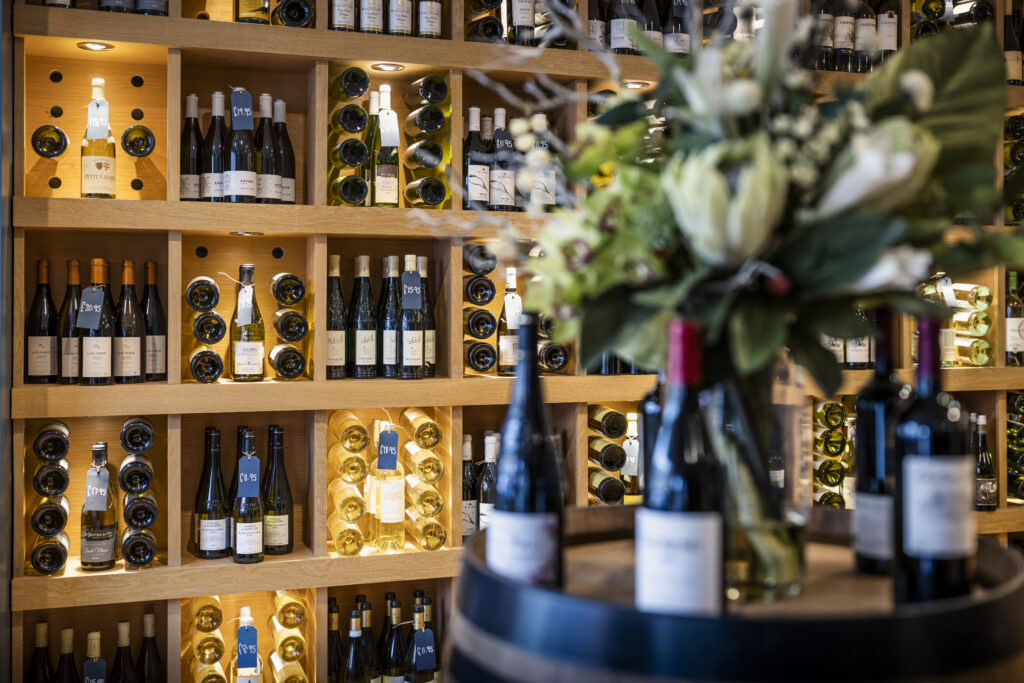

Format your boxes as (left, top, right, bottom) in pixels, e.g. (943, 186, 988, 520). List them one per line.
(81, 442, 118, 571)
(225, 88, 257, 203)
(255, 93, 282, 204)
(181, 93, 203, 201)
(25, 259, 58, 384)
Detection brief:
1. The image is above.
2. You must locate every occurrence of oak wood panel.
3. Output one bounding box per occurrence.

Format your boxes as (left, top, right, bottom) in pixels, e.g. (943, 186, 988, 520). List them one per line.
(13, 228, 24, 387)
(310, 411, 327, 558)
(167, 48, 182, 202)
(167, 414, 183, 567)
(167, 598, 183, 683)
(308, 59, 327, 206)
(168, 230, 183, 383)
(308, 233, 327, 381)
(14, 38, 25, 197)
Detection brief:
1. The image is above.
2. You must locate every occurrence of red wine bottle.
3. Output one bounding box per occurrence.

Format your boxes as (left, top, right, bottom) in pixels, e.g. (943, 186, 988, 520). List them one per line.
(108, 620, 136, 683)
(25, 621, 53, 683)
(26, 259, 58, 384)
(135, 612, 165, 683)
(894, 316, 974, 603)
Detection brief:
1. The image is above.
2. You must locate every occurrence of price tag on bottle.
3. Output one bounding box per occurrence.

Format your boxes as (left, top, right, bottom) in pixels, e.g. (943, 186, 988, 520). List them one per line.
(238, 454, 260, 498)
(237, 624, 258, 669)
(414, 627, 437, 672)
(83, 467, 109, 512)
(82, 657, 107, 683)
(621, 436, 640, 477)
(86, 100, 109, 141)
(230, 89, 254, 131)
(237, 285, 254, 326)
(377, 429, 399, 470)
(77, 287, 106, 331)
(379, 108, 401, 148)
(401, 271, 422, 309)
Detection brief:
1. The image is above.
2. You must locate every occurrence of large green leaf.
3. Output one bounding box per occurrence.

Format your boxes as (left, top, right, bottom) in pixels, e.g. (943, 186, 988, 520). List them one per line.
(578, 285, 638, 370)
(789, 329, 843, 397)
(794, 304, 872, 339)
(728, 298, 786, 376)
(613, 308, 674, 371)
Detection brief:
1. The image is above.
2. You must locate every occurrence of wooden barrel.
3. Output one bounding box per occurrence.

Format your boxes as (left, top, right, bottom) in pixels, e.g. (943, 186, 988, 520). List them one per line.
(449, 506, 1024, 682)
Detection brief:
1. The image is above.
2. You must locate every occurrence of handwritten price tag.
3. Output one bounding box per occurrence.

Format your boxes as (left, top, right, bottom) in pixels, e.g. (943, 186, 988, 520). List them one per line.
(82, 657, 107, 683)
(377, 429, 399, 470)
(237, 624, 258, 669)
(83, 467, 109, 512)
(400, 271, 422, 310)
(414, 627, 437, 671)
(238, 455, 260, 498)
(76, 287, 105, 330)
(230, 89, 254, 131)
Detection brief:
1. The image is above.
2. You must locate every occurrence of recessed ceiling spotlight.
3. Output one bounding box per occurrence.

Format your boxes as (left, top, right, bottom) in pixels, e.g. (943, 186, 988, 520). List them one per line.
(624, 81, 650, 89)
(371, 62, 405, 72)
(77, 41, 114, 51)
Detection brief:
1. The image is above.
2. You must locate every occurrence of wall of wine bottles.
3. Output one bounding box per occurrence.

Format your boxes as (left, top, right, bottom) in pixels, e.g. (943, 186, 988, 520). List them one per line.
(586, 402, 641, 506)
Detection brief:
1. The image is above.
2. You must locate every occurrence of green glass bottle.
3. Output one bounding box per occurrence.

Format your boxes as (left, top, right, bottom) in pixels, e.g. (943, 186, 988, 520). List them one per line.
(232, 428, 264, 564)
(261, 425, 294, 555)
(229, 264, 265, 382)
(80, 442, 118, 571)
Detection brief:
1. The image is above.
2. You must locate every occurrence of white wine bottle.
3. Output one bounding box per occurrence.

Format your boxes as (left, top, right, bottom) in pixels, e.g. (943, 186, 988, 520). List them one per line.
(327, 510, 365, 556)
(372, 420, 406, 552)
(418, 255, 437, 378)
(329, 409, 370, 452)
(195, 427, 230, 560)
(57, 259, 81, 385)
(401, 407, 441, 449)
(78, 258, 115, 386)
(405, 475, 444, 517)
(372, 86, 400, 207)
(398, 254, 425, 379)
(262, 425, 294, 555)
(406, 508, 446, 550)
(269, 614, 305, 662)
(181, 92, 203, 201)
(191, 625, 226, 665)
(326, 254, 347, 379)
(201, 92, 228, 202)
(113, 259, 145, 384)
(274, 590, 307, 628)
(347, 256, 377, 377)
(80, 442, 117, 571)
(81, 77, 116, 198)
(189, 595, 224, 632)
(401, 441, 444, 483)
(25, 259, 58, 384)
(229, 264, 265, 381)
(497, 267, 522, 376)
(328, 477, 366, 522)
(328, 443, 369, 484)
(233, 428, 264, 564)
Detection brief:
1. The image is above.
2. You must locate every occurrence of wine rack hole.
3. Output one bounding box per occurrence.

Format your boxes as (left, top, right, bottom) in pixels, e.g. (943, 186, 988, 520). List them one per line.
(195, 246, 208, 259)
(49, 106, 62, 118)
(132, 178, 144, 191)
(49, 70, 61, 83)
(131, 75, 145, 87)
(272, 247, 285, 259)
(47, 177, 60, 189)
(132, 108, 145, 120)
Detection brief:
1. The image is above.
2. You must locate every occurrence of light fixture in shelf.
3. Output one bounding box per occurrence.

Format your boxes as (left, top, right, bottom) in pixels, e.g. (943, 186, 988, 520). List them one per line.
(77, 41, 114, 52)
(372, 62, 405, 72)
(230, 231, 265, 237)
(624, 81, 650, 90)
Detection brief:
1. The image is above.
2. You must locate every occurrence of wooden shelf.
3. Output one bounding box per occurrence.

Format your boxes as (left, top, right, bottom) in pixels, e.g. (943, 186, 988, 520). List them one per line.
(977, 506, 1024, 534)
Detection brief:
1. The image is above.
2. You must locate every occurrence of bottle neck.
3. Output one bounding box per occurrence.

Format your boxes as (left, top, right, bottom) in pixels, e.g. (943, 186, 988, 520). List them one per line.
(916, 318, 942, 399)
(872, 308, 895, 376)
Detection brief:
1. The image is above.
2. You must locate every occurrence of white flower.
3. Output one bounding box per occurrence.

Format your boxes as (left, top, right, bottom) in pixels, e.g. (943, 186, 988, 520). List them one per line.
(844, 246, 933, 293)
(525, 148, 551, 168)
(900, 69, 935, 112)
(772, 114, 793, 134)
(723, 79, 764, 116)
(773, 137, 797, 161)
(846, 101, 870, 131)
(509, 118, 531, 137)
(790, 160, 819, 188)
(530, 113, 549, 132)
(791, 107, 818, 139)
(783, 68, 813, 91)
(661, 134, 788, 267)
(514, 132, 536, 153)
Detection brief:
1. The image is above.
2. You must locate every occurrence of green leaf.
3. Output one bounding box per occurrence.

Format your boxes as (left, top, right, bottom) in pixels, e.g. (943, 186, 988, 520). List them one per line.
(632, 265, 711, 310)
(595, 100, 647, 128)
(789, 329, 843, 397)
(578, 285, 637, 370)
(728, 298, 786, 376)
(796, 304, 872, 339)
(631, 27, 683, 79)
(613, 309, 673, 371)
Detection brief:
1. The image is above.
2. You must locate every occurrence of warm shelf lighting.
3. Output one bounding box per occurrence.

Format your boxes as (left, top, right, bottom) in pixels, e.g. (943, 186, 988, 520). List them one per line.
(371, 63, 405, 72)
(230, 231, 265, 237)
(624, 81, 650, 89)
(77, 41, 114, 51)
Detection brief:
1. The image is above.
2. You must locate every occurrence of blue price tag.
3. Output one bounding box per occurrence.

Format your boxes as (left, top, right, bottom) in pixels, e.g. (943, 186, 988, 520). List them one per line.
(82, 658, 106, 683)
(76, 287, 105, 330)
(230, 89, 254, 131)
(414, 627, 437, 672)
(238, 455, 260, 498)
(377, 429, 399, 470)
(237, 624, 258, 669)
(401, 271, 422, 310)
(83, 467, 109, 512)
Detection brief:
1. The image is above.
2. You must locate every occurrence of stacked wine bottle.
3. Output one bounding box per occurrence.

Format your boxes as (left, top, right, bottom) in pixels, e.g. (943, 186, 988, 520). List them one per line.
(119, 417, 160, 570)
(917, 272, 994, 368)
(463, 0, 573, 47)
(27, 422, 72, 576)
(586, 405, 641, 506)
(812, 400, 854, 509)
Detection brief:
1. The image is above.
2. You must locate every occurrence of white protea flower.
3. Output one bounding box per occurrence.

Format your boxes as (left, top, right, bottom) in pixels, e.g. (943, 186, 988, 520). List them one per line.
(900, 69, 935, 112)
(723, 79, 764, 116)
(844, 246, 933, 293)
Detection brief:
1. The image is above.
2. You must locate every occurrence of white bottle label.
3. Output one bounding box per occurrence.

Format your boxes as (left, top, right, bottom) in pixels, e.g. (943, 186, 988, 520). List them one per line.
(635, 508, 722, 615)
(281, 177, 296, 203)
(846, 336, 870, 363)
(643, 29, 663, 46)
(27, 336, 57, 376)
(490, 169, 516, 207)
(81, 337, 112, 378)
(223, 170, 257, 197)
(419, 1, 442, 35)
(479, 502, 495, 529)
(664, 32, 690, 54)
(382, 329, 397, 365)
(940, 328, 956, 363)
(199, 518, 227, 551)
(180, 174, 201, 199)
(486, 509, 559, 585)
(81, 530, 116, 562)
(146, 334, 166, 375)
(854, 18, 875, 51)
(610, 18, 637, 50)
(402, 330, 424, 366)
(499, 335, 518, 368)
(818, 13, 834, 48)
(424, 330, 435, 365)
(360, 0, 383, 31)
(534, 169, 556, 205)
(257, 174, 282, 200)
(61, 337, 79, 378)
(355, 330, 376, 365)
(201, 173, 223, 199)
(834, 16, 854, 50)
(264, 514, 290, 545)
(467, 164, 490, 202)
(233, 341, 264, 375)
(327, 330, 346, 365)
(769, 469, 785, 488)
(513, 0, 534, 26)
(389, 0, 412, 32)
(1008, 318, 1024, 352)
(821, 334, 845, 362)
(853, 492, 892, 560)
(462, 500, 479, 539)
(1009, 50, 1024, 84)
(378, 479, 404, 523)
(375, 172, 399, 204)
(332, 0, 355, 27)
(113, 337, 141, 377)
(82, 156, 116, 195)
(903, 456, 976, 559)
(235, 520, 263, 554)
(588, 19, 606, 44)
(877, 12, 897, 51)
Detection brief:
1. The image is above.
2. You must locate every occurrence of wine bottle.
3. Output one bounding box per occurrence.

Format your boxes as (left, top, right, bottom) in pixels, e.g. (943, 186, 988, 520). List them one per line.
(31, 494, 69, 536)
(487, 314, 564, 586)
(325, 255, 348, 380)
(122, 527, 157, 568)
(359, 602, 381, 680)
(639, 0, 662, 44)
(195, 427, 230, 559)
(233, 428, 264, 564)
(330, 174, 370, 205)
(226, 88, 257, 202)
(269, 614, 305, 662)
(255, 93, 282, 204)
(180, 92, 203, 201)
(81, 442, 117, 571)
(192, 311, 226, 346)
(463, 106, 490, 210)
(83, 632, 103, 683)
(609, 0, 640, 54)
(506, 0, 536, 44)
(31, 124, 68, 159)
(272, 0, 314, 25)
(379, 255, 402, 378)
(853, 0, 876, 73)
(497, 267, 522, 376)
(894, 316, 974, 604)
(108, 620, 136, 683)
(25, 621, 53, 683)
(589, 467, 625, 504)
(331, 67, 371, 101)
(417, 0, 443, 37)
(399, 605, 435, 681)
(461, 435, 479, 541)
(329, 478, 366, 522)
(135, 612, 164, 682)
(389, 0, 414, 35)
(464, 308, 496, 340)
(662, 0, 690, 53)
(813, 400, 846, 429)
(416, 256, 436, 378)
(401, 407, 441, 449)
(53, 627, 77, 681)
(588, 405, 627, 438)
(465, 340, 497, 372)
(876, 0, 898, 62)
(229, 264, 265, 382)
(463, 244, 497, 275)
(342, 609, 371, 680)
(25, 259, 58, 384)
(537, 340, 569, 373)
(362, 91, 380, 206)
(332, 104, 368, 136)
(33, 422, 70, 463)
(373, 86, 400, 207)
(404, 76, 448, 107)
(202, 91, 228, 201)
(328, 600, 344, 680)
(398, 254, 426, 380)
(114, 259, 146, 384)
(404, 177, 447, 208)
(530, 115, 557, 210)
(381, 600, 407, 680)
(811, 0, 834, 70)
(1008, 271, 1024, 366)
(186, 276, 221, 313)
(138, 261, 167, 382)
(78, 258, 115, 385)
(588, 436, 627, 471)
(262, 425, 294, 555)
(226, 429, 245, 555)
(403, 105, 446, 138)
(483, 108, 515, 211)
(348, 255, 378, 378)
(466, 15, 505, 42)
(360, 0, 385, 32)
(56, 259, 82, 385)
(123, 490, 159, 530)
(189, 346, 224, 383)
(406, 476, 444, 517)
(833, 0, 855, 72)
(372, 419, 407, 551)
(82, 77, 116, 198)
(191, 625, 226, 665)
(118, 453, 153, 494)
(330, 136, 370, 168)
(464, 274, 496, 306)
(34, 459, 70, 497)
(272, 309, 308, 344)
(975, 414, 997, 511)
(230, 607, 264, 681)
(331, 0, 357, 29)
(236, 0, 270, 22)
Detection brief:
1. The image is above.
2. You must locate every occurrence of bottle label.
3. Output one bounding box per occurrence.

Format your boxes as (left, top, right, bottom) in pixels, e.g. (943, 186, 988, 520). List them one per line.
(853, 491, 892, 560)
(877, 12, 897, 51)
(834, 16, 854, 49)
(486, 509, 559, 585)
(355, 330, 376, 365)
(533, 169, 557, 205)
(113, 337, 141, 377)
(490, 168, 516, 207)
(235, 520, 263, 554)
(820, 334, 845, 362)
(462, 500, 479, 539)
(281, 177, 296, 203)
(643, 29, 663, 46)
(817, 13, 834, 48)
(1008, 318, 1024, 352)
(664, 31, 690, 54)
(82, 156, 116, 195)
(223, 170, 257, 198)
(61, 337, 79, 378)
(418, 1, 442, 36)
(233, 341, 264, 376)
(504, 292, 523, 330)
(424, 330, 435, 364)
(375, 169, 399, 205)
(389, 0, 412, 33)
(146, 334, 166, 375)
(467, 163, 490, 201)
(332, 0, 355, 28)
(382, 329, 397, 365)
(100, 0, 135, 8)
(940, 328, 956, 363)
(81, 337, 112, 378)
(977, 477, 998, 507)
(378, 478, 404, 523)
(403, 330, 424, 366)
(621, 437, 640, 477)
(513, 0, 534, 26)
(499, 335, 518, 368)
(327, 330, 346, 365)
(903, 456, 976, 559)
(81, 526, 116, 562)
(201, 173, 223, 199)
(610, 18, 637, 50)
(846, 336, 870, 363)
(199, 518, 228, 551)
(360, 0, 383, 31)
(588, 19, 606, 45)
(769, 469, 785, 488)
(84, 466, 110, 511)
(264, 513, 290, 545)
(257, 174, 282, 200)
(635, 508, 722, 615)
(479, 502, 495, 529)
(854, 18, 875, 51)
(27, 336, 57, 377)
(180, 174, 201, 199)
(1009, 52, 1024, 81)
(135, 0, 166, 10)
(85, 100, 111, 139)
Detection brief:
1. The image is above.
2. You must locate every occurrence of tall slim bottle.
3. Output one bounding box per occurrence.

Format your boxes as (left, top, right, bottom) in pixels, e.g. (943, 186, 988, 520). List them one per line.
(262, 425, 294, 555)
(476, 434, 497, 530)
(360, 602, 381, 680)
(225, 87, 257, 203)
(373, 421, 406, 552)
(233, 428, 264, 564)
(274, 99, 297, 205)
(83, 633, 103, 681)
(1007, 271, 1024, 366)
(418, 256, 436, 378)
(1007, 0, 1023, 85)
(487, 314, 564, 587)
(342, 610, 370, 681)
(180, 92, 203, 201)
(78, 258, 115, 385)
(372, 86, 400, 207)
(25, 621, 53, 683)
(976, 414, 997, 511)
(497, 267, 522, 376)
(489, 108, 517, 211)
(57, 259, 82, 385)
(327, 254, 348, 379)
(227, 425, 249, 555)
(108, 620, 136, 683)
(53, 627, 78, 683)
(25, 259, 58, 384)
(229, 264, 265, 381)
(230, 606, 264, 682)
(114, 259, 145, 384)
(141, 261, 167, 382)
(255, 93, 282, 204)
(195, 427, 230, 560)
(380, 599, 406, 680)
(348, 255, 377, 378)
(398, 254, 425, 380)
(462, 435, 478, 541)
(379, 256, 401, 378)
(894, 316, 974, 603)
(201, 91, 227, 202)
(463, 106, 490, 210)
(136, 611, 165, 683)
(81, 77, 116, 198)
(81, 442, 118, 571)
(363, 91, 380, 206)
(328, 599, 344, 682)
